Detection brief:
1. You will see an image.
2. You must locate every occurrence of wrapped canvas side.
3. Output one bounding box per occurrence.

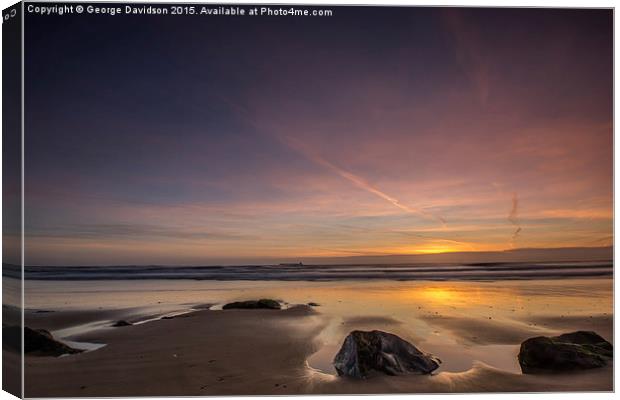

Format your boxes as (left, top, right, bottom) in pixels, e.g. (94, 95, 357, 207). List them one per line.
(2, 2, 23, 398)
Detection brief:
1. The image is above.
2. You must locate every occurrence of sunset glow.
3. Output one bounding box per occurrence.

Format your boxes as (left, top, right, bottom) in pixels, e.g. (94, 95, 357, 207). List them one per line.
(22, 8, 612, 265)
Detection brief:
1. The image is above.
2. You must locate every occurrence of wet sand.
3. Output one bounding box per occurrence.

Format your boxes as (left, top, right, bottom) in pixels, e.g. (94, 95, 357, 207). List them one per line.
(19, 277, 614, 396)
(25, 306, 324, 397)
(23, 306, 613, 396)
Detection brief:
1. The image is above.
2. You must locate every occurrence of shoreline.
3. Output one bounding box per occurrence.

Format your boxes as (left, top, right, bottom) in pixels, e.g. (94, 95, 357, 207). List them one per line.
(11, 259, 613, 282)
(9, 277, 613, 396)
(20, 300, 613, 396)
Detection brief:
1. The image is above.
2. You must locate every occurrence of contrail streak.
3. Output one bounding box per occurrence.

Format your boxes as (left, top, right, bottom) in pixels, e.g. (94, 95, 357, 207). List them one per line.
(226, 105, 444, 225)
(286, 137, 446, 225)
(508, 192, 521, 242)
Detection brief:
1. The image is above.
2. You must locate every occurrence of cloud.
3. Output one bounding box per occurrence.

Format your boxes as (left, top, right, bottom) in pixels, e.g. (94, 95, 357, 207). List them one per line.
(27, 224, 256, 241)
(442, 9, 490, 106)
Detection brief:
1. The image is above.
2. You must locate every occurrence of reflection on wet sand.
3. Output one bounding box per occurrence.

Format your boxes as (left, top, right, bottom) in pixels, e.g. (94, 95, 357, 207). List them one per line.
(22, 277, 613, 395)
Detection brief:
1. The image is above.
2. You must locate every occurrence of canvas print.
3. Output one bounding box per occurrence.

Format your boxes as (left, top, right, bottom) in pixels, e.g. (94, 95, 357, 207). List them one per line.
(2, 2, 614, 397)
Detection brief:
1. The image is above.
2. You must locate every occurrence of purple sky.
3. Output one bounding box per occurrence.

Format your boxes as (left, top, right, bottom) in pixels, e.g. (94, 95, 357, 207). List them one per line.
(22, 7, 612, 265)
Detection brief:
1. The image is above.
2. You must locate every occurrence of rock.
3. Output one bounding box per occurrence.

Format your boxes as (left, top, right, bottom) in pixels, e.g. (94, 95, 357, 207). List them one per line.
(222, 299, 281, 310)
(307, 302, 320, 307)
(35, 328, 54, 339)
(518, 330, 613, 373)
(333, 330, 440, 378)
(112, 320, 132, 327)
(9, 326, 83, 356)
(2, 326, 21, 352)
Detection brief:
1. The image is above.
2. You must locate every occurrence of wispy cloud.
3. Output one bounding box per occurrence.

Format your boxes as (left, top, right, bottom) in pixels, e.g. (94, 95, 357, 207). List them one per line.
(442, 9, 490, 106)
(27, 224, 256, 241)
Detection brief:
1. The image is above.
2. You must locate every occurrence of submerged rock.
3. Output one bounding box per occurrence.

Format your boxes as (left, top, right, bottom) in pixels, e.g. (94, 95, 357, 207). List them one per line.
(20, 326, 82, 356)
(518, 330, 612, 373)
(112, 320, 132, 327)
(333, 330, 440, 378)
(222, 299, 281, 310)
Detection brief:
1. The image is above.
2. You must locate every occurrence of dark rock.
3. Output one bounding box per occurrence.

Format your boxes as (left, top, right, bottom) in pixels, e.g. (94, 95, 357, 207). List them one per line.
(2, 326, 21, 352)
(222, 299, 281, 310)
(112, 320, 132, 327)
(35, 328, 53, 339)
(518, 330, 613, 373)
(6, 326, 83, 356)
(307, 302, 320, 307)
(333, 330, 440, 378)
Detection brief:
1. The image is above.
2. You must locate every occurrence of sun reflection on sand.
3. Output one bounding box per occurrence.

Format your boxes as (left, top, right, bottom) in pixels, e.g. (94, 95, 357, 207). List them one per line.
(25, 278, 612, 376)
(411, 286, 468, 303)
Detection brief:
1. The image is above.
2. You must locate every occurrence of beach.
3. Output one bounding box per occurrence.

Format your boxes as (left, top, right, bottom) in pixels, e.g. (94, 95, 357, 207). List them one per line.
(7, 3, 614, 397)
(15, 273, 614, 396)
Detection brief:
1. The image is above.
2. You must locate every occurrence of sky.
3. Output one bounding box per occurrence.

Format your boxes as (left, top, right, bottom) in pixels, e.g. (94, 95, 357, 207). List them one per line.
(22, 7, 612, 265)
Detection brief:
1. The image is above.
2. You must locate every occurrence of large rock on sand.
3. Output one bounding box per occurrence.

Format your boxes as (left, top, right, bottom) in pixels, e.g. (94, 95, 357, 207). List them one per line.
(5, 326, 83, 356)
(518, 331, 612, 373)
(222, 299, 281, 310)
(333, 330, 440, 378)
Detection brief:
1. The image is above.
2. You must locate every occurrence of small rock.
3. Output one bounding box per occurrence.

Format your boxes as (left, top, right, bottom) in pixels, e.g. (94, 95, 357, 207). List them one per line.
(112, 320, 132, 327)
(222, 299, 281, 310)
(307, 302, 320, 307)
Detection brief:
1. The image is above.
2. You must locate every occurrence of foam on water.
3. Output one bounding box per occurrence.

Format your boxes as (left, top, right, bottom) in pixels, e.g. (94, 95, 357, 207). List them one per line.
(19, 261, 613, 282)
